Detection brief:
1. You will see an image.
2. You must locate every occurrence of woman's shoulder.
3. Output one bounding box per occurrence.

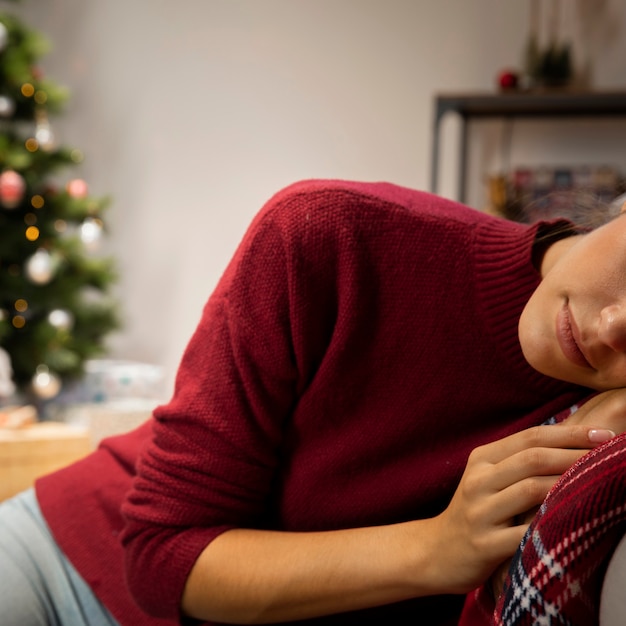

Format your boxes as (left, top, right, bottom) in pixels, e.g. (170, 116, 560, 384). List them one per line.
(253, 178, 509, 241)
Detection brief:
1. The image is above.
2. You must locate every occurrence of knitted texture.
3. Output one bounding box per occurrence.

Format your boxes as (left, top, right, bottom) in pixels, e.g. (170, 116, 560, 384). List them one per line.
(38, 180, 586, 625)
(460, 410, 626, 626)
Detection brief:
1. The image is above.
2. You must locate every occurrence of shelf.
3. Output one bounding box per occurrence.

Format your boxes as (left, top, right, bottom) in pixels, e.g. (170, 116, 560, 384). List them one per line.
(430, 90, 626, 204)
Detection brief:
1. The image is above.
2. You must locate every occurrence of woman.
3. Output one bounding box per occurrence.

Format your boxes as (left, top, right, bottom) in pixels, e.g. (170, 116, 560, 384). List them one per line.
(2, 179, 626, 626)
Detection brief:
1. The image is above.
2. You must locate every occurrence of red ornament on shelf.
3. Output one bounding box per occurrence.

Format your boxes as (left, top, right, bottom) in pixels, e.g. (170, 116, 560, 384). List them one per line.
(66, 178, 89, 199)
(497, 69, 519, 91)
(0, 170, 26, 209)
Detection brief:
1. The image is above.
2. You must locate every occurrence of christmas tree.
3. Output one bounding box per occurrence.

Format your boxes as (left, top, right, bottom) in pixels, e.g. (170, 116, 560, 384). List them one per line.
(0, 9, 118, 404)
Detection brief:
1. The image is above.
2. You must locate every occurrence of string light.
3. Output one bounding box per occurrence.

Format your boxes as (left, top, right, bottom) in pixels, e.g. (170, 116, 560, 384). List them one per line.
(12, 315, 25, 328)
(25, 225, 39, 241)
(31, 195, 44, 209)
(14, 299, 27, 312)
(25, 137, 38, 152)
(32, 364, 62, 399)
(21, 83, 35, 97)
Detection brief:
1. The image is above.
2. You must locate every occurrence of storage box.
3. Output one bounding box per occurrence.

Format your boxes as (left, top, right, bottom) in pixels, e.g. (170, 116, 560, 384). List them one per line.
(0, 422, 92, 502)
(61, 399, 154, 446)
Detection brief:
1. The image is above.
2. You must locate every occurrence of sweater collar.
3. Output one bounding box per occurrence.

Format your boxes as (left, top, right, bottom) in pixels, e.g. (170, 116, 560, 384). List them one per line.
(473, 217, 582, 396)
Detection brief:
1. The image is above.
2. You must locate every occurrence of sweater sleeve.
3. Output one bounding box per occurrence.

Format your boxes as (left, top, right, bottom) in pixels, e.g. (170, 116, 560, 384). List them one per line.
(120, 178, 533, 620)
(121, 183, 343, 619)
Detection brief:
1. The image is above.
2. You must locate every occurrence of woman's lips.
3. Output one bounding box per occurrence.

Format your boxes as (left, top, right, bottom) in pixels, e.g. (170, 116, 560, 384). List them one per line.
(556, 302, 592, 369)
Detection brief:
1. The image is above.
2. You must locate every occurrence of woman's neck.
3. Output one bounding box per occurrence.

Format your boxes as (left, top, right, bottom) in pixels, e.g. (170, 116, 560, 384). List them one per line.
(539, 234, 583, 278)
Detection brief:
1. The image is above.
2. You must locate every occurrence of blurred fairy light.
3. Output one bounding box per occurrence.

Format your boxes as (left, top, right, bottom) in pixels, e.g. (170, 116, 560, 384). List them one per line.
(21, 82, 35, 97)
(32, 364, 62, 399)
(25, 137, 38, 152)
(25, 225, 39, 241)
(14, 299, 27, 312)
(31, 195, 45, 209)
(12, 315, 25, 329)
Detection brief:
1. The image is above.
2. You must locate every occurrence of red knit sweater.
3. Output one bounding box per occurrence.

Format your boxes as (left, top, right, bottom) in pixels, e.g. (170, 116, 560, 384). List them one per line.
(37, 180, 588, 625)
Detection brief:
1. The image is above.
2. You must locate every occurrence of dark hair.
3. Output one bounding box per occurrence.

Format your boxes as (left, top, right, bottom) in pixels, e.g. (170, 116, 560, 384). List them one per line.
(519, 189, 623, 231)
(524, 191, 624, 262)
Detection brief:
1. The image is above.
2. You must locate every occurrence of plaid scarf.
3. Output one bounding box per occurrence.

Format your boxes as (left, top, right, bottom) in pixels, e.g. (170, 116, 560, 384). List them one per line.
(460, 409, 626, 626)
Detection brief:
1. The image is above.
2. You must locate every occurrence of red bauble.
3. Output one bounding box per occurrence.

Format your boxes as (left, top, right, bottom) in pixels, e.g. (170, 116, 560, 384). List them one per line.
(66, 178, 89, 198)
(498, 69, 519, 91)
(0, 170, 26, 209)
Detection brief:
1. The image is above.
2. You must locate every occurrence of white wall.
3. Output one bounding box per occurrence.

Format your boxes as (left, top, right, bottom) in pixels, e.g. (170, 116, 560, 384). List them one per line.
(12, 0, 626, 394)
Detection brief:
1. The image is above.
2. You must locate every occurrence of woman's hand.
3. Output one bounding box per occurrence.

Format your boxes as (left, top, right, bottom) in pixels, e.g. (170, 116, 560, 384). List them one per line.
(425, 423, 616, 596)
(486, 390, 626, 599)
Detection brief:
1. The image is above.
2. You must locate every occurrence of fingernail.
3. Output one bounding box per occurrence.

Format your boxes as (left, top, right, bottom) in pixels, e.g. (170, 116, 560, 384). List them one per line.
(589, 429, 617, 444)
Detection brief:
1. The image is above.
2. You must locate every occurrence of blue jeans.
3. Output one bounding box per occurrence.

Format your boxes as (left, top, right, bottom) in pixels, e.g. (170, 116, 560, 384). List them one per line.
(0, 488, 119, 626)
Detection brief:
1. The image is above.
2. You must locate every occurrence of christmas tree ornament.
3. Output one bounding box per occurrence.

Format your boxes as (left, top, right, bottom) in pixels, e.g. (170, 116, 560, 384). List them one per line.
(31, 364, 61, 399)
(0, 347, 16, 398)
(48, 308, 74, 331)
(0, 170, 26, 209)
(497, 69, 519, 91)
(0, 95, 15, 117)
(80, 216, 103, 250)
(0, 22, 8, 53)
(35, 108, 54, 150)
(66, 178, 88, 198)
(25, 248, 55, 284)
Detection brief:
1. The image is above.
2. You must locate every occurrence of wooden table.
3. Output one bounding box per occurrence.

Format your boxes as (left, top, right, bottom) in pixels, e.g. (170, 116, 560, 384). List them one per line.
(0, 422, 92, 501)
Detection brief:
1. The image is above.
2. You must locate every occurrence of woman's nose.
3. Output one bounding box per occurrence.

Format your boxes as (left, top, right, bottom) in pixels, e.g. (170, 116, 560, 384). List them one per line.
(598, 304, 626, 352)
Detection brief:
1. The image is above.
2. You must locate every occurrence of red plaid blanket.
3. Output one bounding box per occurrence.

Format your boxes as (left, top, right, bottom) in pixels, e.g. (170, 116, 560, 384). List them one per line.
(460, 422, 626, 625)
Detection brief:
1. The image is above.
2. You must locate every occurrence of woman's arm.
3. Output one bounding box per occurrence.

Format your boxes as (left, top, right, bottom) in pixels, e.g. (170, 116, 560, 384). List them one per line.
(181, 423, 613, 624)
